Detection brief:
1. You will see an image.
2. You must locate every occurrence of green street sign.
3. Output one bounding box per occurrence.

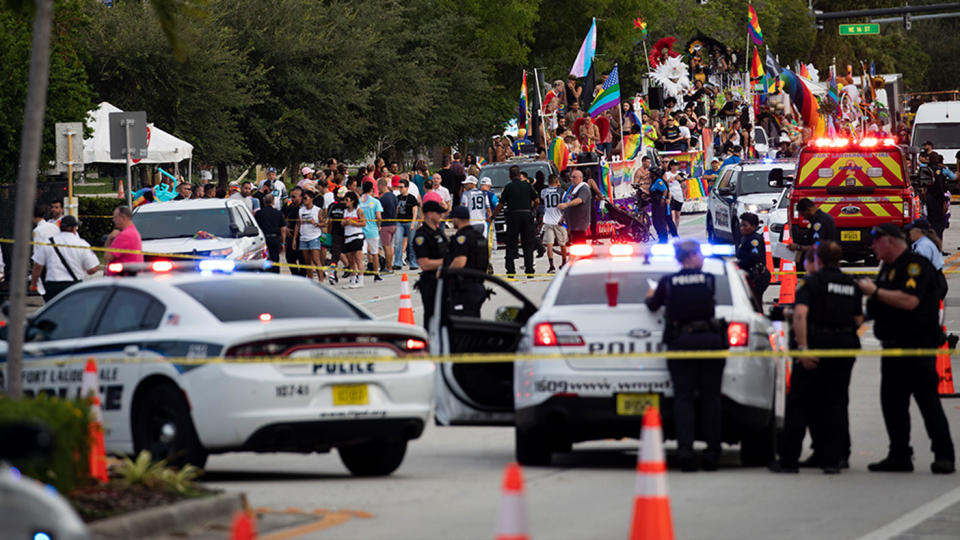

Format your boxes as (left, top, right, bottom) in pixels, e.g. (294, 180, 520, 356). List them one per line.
(839, 23, 880, 36)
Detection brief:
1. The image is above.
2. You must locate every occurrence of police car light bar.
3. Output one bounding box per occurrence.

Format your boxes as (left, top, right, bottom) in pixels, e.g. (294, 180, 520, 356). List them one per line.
(647, 243, 735, 258)
(108, 260, 272, 275)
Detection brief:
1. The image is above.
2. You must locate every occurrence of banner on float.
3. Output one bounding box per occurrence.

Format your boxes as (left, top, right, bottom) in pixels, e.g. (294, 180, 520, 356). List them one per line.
(659, 150, 709, 200)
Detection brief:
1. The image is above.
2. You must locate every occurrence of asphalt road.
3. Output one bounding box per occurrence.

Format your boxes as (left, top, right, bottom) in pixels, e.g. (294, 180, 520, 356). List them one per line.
(196, 214, 960, 540)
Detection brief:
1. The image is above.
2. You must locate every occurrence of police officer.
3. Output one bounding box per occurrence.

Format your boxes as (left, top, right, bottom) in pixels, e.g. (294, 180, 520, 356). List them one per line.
(489, 165, 539, 277)
(444, 206, 489, 317)
(413, 200, 448, 329)
(254, 194, 286, 273)
(736, 212, 771, 303)
(645, 240, 727, 471)
(788, 198, 837, 272)
(857, 223, 955, 474)
(772, 241, 862, 474)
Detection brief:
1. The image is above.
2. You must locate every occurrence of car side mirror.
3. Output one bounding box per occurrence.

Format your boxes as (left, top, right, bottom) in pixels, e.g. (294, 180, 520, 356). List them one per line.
(495, 306, 521, 322)
(768, 168, 784, 188)
(716, 186, 732, 196)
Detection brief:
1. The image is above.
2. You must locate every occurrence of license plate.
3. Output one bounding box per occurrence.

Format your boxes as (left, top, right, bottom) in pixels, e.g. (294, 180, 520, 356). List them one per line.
(332, 384, 369, 406)
(616, 393, 659, 416)
(841, 230, 860, 242)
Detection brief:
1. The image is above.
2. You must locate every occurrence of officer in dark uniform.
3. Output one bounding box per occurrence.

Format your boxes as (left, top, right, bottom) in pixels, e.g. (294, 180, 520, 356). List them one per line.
(772, 241, 862, 474)
(858, 223, 955, 474)
(645, 240, 728, 472)
(281, 187, 306, 277)
(736, 212, 771, 303)
(254, 194, 286, 273)
(489, 165, 539, 277)
(788, 197, 837, 272)
(444, 206, 489, 317)
(413, 200, 448, 329)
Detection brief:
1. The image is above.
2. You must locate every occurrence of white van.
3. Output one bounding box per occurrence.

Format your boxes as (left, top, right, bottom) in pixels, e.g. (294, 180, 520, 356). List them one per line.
(911, 101, 960, 167)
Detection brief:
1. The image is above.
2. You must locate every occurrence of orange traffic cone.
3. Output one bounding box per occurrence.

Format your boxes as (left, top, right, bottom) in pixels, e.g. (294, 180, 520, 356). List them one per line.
(82, 358, 109, 483)
(777, 259, 797, 305)
(629, 407, 674, 540)
(937, 301, 957, 396)
(117, 179, 125, 200)
(230, 511, 256, 540)
(495, 463, 529, 540)
(762, 226, 778, 284)
(398, 273, 415, 326)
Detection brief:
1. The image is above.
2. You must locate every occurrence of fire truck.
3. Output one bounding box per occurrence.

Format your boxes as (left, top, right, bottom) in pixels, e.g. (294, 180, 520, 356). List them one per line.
(769, 136, 918, 262)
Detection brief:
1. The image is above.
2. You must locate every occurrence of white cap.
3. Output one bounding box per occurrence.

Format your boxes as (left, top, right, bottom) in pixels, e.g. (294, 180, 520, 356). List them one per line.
(778, 133, 790, 143)
(479, 177, 493, 186)
(462, 175, 478, 185)
(301, 166, 314, 175)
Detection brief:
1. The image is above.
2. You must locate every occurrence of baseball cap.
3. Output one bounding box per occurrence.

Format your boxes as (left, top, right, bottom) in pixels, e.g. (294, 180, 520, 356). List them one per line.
(871, 223, 905, 240)
(479, 177, 493, 186)
(711, 157, 720, 163)
(462, 175, 478, 185)
(422, 200, 445, 214)
(228, 181, 240, 192)
(904, 218, 931, 232)
(450, 206, 470, 220)
(265, 167, 276, 173)
(336, 186, 348, 198)
(59, 215, 80, 229)
(301, 166, 314, 176)
(668, 159, 679, 167)
(391, 175, 402, 187)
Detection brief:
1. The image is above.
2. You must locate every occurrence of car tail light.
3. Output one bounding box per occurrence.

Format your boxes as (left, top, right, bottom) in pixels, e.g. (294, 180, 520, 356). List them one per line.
(533, 322, 584, 347)
(728, 322, 749, 348)
(404, 338, 427, 351)
(258, 313, 272, 323)
(151, 261, 174, 273)
(569, 244, 593, 258)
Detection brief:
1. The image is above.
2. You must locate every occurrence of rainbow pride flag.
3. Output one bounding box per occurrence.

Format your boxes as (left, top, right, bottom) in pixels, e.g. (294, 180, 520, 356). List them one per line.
(476, 156, 487, 168)
(750, 47, 764, 80)
(747, 4, 763, 45)
(622, 134, 642, 160)
(548, 137, 569, 171)
(599, 161, 613, 200)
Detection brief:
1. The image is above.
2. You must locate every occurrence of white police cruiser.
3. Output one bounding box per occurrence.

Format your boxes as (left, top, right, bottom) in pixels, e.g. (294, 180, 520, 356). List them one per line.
(134, 199, 268, 261)
(430, 243, 782, 466)
(0, 261, 433, 476)
(706, 159, 795, 244)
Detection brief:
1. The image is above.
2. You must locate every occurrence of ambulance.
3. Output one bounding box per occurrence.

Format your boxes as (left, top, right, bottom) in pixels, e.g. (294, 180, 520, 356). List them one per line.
(773, 137, 917, 262)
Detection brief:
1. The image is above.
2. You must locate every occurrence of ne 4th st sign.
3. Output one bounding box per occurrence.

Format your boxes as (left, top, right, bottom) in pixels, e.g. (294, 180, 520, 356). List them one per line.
(839, 23, 880, 36)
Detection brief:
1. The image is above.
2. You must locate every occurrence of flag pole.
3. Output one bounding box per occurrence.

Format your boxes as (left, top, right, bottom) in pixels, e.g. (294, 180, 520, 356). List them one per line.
(534, 68, 548, 148)
(617, 64, 626, 160)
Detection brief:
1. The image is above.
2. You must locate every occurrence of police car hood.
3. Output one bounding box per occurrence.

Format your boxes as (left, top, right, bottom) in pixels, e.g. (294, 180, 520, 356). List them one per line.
(735, 193, 780, 209)
(140, 237, 239, 255)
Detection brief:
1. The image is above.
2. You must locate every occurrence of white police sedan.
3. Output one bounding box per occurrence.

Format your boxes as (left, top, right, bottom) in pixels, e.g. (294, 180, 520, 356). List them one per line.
(0, 261, 433, 476)
(430, 243, 782, 467)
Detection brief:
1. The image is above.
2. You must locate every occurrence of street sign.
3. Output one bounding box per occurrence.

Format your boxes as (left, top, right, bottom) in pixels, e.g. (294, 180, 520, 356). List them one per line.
(54, 122, 83, 173)
(839, 23, 879, 36)
(108, 111, 148, 160)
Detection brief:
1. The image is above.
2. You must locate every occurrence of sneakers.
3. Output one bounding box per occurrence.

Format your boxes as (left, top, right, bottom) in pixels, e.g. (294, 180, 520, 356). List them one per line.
(931, 459, 956, 474)
(868, 456, 914, 472)
(767, 462, 799, 474)
(678, 455, 698, 472)
(328, 272, 338, 286)
(547, 266, 556, 274)
(374, 274, 383, 282)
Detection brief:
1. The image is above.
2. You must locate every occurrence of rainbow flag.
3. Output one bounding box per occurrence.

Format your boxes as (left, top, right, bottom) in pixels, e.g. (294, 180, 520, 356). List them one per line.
(799, 63, 811, 79)
(750, 47, 764, 80)
(548, 137, 569, 171)
(633, 17, 647, 40)
(684, 177, 708, 200)
(622, 133, 642, 160)
(636, 96, 650, 116)
(589, 65, 620, 119)
(747, 4, 763, 46)
(779, 69, 819, 136)
(599, 160, 614, 200)
(518, 71, 528, 130)
(476, 156, 487, 168)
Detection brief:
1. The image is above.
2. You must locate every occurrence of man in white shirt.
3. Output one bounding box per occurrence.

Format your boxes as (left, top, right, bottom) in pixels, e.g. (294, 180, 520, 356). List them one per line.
(459, 176, 491, 236)
(434, 173, 453, 211)
(31, 203, 60, 297)
(29, 216, 101, 303)
(539, 174, 567, 272)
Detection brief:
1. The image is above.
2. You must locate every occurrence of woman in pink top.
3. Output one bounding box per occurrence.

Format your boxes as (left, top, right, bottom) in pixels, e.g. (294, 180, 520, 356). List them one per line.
(104, 206, 143, 273)
(421, 178, 445, 210)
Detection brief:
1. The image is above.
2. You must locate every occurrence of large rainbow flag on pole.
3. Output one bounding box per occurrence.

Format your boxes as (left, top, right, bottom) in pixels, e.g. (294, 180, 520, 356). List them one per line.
(588, 65, 620, 119)
(750, 47, 765, 80)
(747, 4, 763, 46)
(518, 71, 528, 130)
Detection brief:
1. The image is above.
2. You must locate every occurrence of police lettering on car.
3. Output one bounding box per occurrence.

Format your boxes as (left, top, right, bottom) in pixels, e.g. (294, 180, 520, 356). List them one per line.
(645, 240, 727, 472)
(413, 200, 448, 328)
(772, 241, 862, 474)
(443, 206, 489, 317)
(857, 223, 955, 474)
(736, 212, 771, 302)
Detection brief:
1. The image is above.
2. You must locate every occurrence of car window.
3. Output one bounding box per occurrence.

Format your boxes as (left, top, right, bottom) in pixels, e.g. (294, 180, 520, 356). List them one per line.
(134, 208, 233, 240)
(176, 279, 368, 322)
(555, 272, 732, 306)
(237, 206, 255, 230)
(717, 170, 734, 190)
(93, 288, 164, 335)
(28, 288, 108, 342)
(913, 123, 960, 150)
(737, 170, 781, 194)
(778, 190, 790, 208)
(479, 163, 554, 191)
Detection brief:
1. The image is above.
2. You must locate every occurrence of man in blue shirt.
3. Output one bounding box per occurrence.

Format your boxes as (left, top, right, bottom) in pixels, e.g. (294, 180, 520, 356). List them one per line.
(702, 157, 721, 194)
(721, 145, 742, 169)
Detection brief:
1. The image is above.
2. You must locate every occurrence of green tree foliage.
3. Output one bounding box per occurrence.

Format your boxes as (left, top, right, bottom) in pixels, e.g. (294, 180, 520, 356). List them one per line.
(0, 0, 90, 181)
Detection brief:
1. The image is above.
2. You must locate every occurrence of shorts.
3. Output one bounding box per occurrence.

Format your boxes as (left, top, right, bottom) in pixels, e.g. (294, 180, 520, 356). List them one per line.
(364, 236, 380, 254)
(542, 223, 568, 245)
(670, 200, 683, 212)
(343, 237, 364, 253)
(300, 236, 323, 251)
(380, 225, 396, 246)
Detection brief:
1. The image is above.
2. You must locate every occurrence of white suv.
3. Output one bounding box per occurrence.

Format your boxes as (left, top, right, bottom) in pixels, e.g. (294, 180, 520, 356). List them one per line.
(133, 199, 267, 261)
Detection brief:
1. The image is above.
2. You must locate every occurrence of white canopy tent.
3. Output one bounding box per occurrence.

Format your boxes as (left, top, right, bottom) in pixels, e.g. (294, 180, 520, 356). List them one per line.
(83, 101, 194, 179)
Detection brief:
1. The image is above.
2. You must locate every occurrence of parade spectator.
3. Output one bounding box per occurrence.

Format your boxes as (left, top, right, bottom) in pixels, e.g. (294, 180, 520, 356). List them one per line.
(558, 169, 592, 245)
(565, 75, 582, 111)
(241, 181, 261, 212)
(29, 216, 100, 302)
(422, 178, 445, 209)
(702, 158, 721, 192)
(665, 159, 685, 231)
(632, 155, 652, 194)
(661, 116, 683, 151)
(359, 182, 384, 282)
(255, 194, 285, 273)
(341, 191, 367, 288)
(260, 167, 287, 209)
(438, 155, 460, 201)
(394, 179, 420, 270)
(451, 152, 467, 183)
(282, 187, 306, 277)
(411, 159, 429, 194)
(104, 206, 143, 269)
(295, 190, 325, 282)
(203, 183, 217, 198)
(326, 187, 348, 283)
(174, 182, 192, 200)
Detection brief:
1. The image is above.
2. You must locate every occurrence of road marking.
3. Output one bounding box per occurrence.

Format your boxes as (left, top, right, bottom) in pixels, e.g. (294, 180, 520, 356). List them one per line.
(856, 484, 960, 540)
(257, 508, 371, 540)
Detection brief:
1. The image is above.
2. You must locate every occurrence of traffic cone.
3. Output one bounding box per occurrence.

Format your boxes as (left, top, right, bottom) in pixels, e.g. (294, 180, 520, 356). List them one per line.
(777, 259, 797, 305)
(763, 226, 778, 284)
(629, 407, 674, 540)
(936, 301, 957, 396)
(398, 273, 415, 325)
(494, 463, 529, 540)
(230, 511, 256, 540)
(82, 358, 109, 483)
(117, 179, 125, 200)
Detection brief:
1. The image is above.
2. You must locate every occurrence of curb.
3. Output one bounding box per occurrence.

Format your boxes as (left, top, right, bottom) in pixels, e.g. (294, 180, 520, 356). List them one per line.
(88, 492, 248, 539)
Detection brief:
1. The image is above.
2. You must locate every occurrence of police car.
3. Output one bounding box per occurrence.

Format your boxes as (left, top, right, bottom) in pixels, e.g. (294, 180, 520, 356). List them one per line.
(706, 160, 795, 244)
(133, 199, 267, 261)
(429, 243, 782, 466)
(0, 261, 433, 476)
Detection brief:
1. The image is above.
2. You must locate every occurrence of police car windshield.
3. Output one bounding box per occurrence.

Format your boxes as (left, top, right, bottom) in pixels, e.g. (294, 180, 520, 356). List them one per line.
(480, 163, 552, 190)
(913, 123, 960, 150)
(135, 208, 234, 240)
(738, 171, 782, 195)
(555, 271, 732, 306)
(176, 280, 367, 322)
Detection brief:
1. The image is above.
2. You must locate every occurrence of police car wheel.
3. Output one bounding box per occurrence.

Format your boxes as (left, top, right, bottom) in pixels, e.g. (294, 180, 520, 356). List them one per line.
(515, 427, 553, 466)
(338, 439, 407, 477)
(132, 383, 207, 469)
(739, 423, 776, 467)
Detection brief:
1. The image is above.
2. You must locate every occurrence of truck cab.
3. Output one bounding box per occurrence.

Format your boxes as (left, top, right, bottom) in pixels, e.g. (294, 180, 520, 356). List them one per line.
(779, 137, 916, 262)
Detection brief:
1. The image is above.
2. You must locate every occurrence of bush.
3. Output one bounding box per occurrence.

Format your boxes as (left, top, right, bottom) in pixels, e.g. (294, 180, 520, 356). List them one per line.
(78, 197, 121, 247)
(0, 395, 93, 493)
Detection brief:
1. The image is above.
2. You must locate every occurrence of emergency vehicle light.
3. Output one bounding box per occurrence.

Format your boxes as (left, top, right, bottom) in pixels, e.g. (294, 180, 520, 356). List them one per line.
(107, 262, 123, 273)
(151, 261, 174, 273)
(608, 244, 634, 257)
(569, 244, 593, 257)
(727, 322, 749, 347)
(198, 259, 236, 273)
